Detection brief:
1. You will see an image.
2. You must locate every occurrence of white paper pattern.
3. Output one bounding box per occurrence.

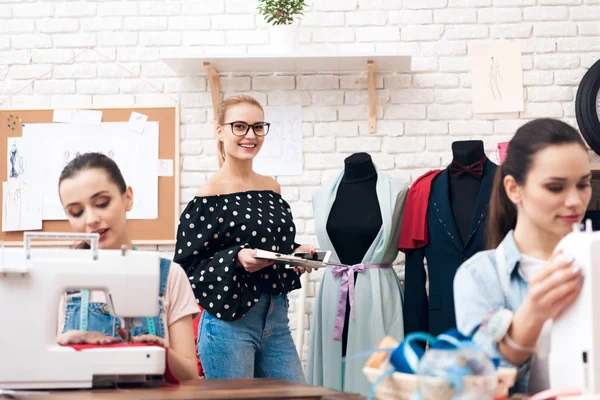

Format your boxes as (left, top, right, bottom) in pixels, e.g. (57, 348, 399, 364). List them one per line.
(254, 106, 303, 176)
(22, 122, 159, 220)
(2, 181, 42, 232)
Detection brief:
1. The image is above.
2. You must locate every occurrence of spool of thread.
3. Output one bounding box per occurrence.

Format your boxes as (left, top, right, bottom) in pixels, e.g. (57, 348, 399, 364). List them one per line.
(497, 142, 509, 164)
(389, 332, 435, 374)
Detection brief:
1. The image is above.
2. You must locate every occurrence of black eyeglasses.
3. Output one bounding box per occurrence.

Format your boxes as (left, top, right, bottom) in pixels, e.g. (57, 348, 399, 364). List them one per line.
(221, 121, 271, 137)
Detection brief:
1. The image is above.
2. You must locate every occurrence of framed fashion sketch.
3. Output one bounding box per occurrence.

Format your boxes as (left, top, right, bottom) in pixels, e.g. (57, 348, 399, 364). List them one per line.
(470, 41, 525, 114)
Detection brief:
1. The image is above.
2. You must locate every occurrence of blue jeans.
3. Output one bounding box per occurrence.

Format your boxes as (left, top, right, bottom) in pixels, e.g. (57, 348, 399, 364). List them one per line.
(198, 293, 305, 382)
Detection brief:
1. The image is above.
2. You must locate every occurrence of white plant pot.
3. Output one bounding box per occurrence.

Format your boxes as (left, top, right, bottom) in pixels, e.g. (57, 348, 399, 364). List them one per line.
(269, 24, 300, 54)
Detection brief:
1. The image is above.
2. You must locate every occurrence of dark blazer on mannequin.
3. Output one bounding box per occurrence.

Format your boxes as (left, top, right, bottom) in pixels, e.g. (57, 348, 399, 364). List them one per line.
(403, 159, 498, 336)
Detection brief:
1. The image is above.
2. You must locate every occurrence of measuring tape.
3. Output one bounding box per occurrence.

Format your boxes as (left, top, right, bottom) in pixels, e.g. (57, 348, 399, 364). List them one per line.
(79, 289, 90, 332)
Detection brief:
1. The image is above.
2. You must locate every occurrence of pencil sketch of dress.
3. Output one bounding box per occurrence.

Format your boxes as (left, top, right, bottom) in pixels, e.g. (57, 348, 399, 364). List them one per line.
(18, 154, 24, 175)
(9, 144, 18, 178)
(489, 57, 502, 100)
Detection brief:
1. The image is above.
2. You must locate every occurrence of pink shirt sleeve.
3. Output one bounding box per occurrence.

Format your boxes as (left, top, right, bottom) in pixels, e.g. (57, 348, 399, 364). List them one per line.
(164, 262, 199, 326)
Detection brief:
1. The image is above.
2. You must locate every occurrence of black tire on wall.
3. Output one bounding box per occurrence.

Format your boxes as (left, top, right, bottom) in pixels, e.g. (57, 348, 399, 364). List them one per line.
(576, 58, 600, 156)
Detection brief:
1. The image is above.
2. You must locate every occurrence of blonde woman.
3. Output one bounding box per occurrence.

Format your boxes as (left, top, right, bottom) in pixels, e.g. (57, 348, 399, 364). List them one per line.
(174, 95, 312, 381)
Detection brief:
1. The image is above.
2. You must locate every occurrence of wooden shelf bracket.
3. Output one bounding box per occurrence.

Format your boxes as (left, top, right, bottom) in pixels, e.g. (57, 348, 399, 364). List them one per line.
(367, 60, 377, 134)
(204, 62, 221, 127)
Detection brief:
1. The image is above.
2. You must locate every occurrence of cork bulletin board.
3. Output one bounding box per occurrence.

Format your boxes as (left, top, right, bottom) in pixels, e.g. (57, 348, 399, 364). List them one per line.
(0, 106, 180, 245)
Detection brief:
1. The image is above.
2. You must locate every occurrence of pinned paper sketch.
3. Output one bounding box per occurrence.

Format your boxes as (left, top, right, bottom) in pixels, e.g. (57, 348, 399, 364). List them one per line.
(158, 159, 174, 177)
(2, 181, 42, 232)
(128, 112, 149, 133)
(470, 42, 524, 114)
(7, 138, 25, 181)
(254, 106, 303, 176)
(22, 122, 159, 221)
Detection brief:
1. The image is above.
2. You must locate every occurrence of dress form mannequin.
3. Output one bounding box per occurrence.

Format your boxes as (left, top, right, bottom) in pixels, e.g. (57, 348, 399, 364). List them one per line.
(449, 140, 486, 244)
(401, 140, 496, 335)
(308, 157, 408, 396)
(326, 152, 382, 356)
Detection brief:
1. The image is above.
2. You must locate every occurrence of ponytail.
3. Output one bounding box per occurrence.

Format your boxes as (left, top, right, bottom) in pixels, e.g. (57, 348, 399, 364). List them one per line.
(217, 140, 225, 168)
(485, 118, 586, 249)
(486, 165, 517, 249)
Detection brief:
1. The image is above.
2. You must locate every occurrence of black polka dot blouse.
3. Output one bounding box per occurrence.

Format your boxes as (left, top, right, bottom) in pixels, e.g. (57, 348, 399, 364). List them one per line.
(173, 190, 302, 321)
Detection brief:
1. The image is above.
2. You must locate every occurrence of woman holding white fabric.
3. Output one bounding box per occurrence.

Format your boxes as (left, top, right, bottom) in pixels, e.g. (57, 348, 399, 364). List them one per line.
(454, 118, 590, 394)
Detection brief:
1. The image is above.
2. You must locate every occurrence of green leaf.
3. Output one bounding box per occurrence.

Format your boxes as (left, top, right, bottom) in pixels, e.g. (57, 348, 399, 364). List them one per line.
(256, 0, 308, 24)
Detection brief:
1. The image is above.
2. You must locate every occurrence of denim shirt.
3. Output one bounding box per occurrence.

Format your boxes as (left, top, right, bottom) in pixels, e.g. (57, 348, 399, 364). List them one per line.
(453, 230, 532, 394)
(62, 258, 171, 340)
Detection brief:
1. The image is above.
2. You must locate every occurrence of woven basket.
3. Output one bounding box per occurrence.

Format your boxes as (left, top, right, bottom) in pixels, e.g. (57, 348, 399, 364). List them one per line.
(363, 366, 517, 400)
(362, 336, 517, 400)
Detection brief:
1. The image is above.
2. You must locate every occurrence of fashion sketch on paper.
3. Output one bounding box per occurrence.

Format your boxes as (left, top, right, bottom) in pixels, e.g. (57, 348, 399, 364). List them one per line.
(489, 56, 502, 100)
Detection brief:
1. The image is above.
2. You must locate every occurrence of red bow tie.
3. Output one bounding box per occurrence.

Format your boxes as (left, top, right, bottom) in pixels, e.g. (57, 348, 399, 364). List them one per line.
(449, 157, 486, 179)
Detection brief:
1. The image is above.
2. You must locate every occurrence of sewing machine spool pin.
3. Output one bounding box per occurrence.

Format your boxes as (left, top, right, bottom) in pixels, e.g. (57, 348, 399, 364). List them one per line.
(119, 245, 129, 339)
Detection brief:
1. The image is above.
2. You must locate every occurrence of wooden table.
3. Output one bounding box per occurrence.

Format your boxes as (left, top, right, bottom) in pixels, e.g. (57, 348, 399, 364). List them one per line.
(20, 379, 365, 400)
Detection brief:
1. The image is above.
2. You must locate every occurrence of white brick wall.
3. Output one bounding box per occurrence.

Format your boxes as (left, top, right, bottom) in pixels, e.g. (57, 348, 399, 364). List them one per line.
(2, 0, 599, 368)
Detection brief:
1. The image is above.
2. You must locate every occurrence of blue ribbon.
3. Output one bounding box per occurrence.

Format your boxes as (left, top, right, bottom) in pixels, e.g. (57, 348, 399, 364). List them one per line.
(344, 329, 500, 400)
(390, 332, 434, 374)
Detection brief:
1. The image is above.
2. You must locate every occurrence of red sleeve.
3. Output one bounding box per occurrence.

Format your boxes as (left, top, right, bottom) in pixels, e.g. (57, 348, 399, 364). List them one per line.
(398, 170, 443, 252)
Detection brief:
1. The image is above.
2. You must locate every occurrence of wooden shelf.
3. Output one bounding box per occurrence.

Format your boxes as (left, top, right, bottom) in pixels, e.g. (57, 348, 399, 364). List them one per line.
(162, 53, 412, 134)
(162, 53, 411, 74)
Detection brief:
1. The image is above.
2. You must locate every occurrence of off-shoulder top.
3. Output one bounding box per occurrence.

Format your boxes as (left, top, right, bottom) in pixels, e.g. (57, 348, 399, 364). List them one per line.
(173, 190, 302, 321)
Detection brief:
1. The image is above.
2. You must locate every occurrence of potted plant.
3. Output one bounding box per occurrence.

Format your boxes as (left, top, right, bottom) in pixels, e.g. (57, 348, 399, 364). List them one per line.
(258, 0, 308, 53)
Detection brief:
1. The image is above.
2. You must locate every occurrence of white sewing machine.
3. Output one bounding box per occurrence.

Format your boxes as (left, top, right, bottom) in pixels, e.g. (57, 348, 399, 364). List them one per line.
(550, 220, 600, 395)
(0, 232, 166, 390)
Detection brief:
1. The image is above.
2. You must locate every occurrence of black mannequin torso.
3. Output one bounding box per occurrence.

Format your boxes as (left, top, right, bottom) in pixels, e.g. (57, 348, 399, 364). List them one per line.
(449, 140, 486, 244)
(327, 152, 382, 356)
(327, 153, 382, 266)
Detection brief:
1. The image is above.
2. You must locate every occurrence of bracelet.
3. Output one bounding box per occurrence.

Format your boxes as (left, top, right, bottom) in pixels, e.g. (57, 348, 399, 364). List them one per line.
(503, 332, 536, 353)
